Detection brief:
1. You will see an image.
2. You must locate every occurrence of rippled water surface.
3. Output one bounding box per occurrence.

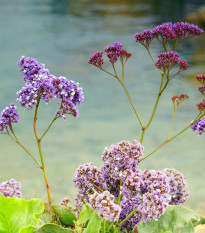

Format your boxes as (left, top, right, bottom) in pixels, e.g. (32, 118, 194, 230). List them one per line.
(0, 0, 205, 212)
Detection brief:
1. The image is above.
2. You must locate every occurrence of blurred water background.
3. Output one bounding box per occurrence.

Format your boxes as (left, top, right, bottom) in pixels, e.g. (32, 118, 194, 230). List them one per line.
(0, 0, 205, 213)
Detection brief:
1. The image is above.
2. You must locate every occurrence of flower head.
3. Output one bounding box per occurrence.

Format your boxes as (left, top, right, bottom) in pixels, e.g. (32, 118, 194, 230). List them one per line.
(163, 168, 189, 205)
(171, 94, 189, 108)
(191, 116, 205, 135)
(0, 104, 19, 133)
(197, 99, 205, 112)
(196, 74, 205, 85)
(101, 140, 144, 180)
(156, 51, 180, 71)
(104, 42, 123, 63)
(179, 59, 189, 71)
(198, 86, 205, 97)
(88, 51, 104, 67)
(135, 29, 154, 47)
(0, 178, 22, 198)
(89, 191, 121, 222)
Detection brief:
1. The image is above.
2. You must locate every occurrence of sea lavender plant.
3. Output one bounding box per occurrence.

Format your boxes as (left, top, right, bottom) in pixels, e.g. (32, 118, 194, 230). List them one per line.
(1, 56, 84, 212)
(83, 21, 204, 232)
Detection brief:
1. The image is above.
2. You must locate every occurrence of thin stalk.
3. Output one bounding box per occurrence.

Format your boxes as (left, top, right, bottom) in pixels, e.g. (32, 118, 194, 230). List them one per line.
(117, 77, 143, 128)
(145, 71, 167, 130)
(107, 222, 114, 232)
(112, 63, 118, 77)
(99, 67, 117, 79)
(117, 199, 143, 227)
(90, 181, 104, 192)
(140, 113, 202, 162)
(117, 179, 123, 205)
(121, 62, 125, 83)
(40, 115, 58, 140)
(34, 99, 52, 208)
(8, 126, 41, 167)
(168, 108, 176, 139)
(146, 48, 163, 75)
(104, 220, 106, 233)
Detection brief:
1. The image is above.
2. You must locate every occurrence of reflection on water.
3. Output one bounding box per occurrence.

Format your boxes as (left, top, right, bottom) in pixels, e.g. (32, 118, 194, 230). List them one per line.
(0, 0, 205, 213)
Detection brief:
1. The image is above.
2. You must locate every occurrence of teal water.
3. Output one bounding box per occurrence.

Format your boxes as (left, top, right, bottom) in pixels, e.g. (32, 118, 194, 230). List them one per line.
(0, 0, 205, 212)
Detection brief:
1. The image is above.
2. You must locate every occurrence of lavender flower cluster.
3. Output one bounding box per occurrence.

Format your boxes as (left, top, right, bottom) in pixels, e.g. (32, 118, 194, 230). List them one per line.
(190, 74, 205, 135)
(135, 22, 204, 47)
(73, 140, 189, 230)
(89, 191, 121, 222)
(0, 178, 22, 198)
(88, 42, 131, 67)
(17, 56, 84, 119)
(0, 103, 19, 133)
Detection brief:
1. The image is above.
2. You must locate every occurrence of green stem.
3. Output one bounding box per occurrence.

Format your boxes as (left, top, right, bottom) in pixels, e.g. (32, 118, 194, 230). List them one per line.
(168, 109, 176, 139)
(140, 113, 202, 162)
(40, 115, 58, 140)
(34, 99, 53, 208)
(121, 62, 125, 83)
(90, 181, 104, 192)
(146, 48, 163, 75)
(117, 77, 143, 128)
(146, 71, 168, 130)
(112, 63, 118, 77)
(99, 67, 116, 79)
(8, 126, 41, 167)
(117, 199, 143, 227)
(117, 179, 123, 206)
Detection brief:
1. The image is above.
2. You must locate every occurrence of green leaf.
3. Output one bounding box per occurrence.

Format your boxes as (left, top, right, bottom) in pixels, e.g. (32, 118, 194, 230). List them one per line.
(74, 204, 103, 233)
(52, 205, 76, 227)
(192, 215, 205, 227)
(0, 195, 44, 233)
(137, 205, 200, 233)
(34, 223, 73, 233)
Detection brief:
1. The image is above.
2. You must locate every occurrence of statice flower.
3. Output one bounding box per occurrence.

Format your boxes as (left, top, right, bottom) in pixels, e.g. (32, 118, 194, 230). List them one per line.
(163, 168, 189, 205)
(138, 191, 170, 222)
(142, 169, 170, 195)
(89, 191, 121, 222)
(60, 197, 71, 206)
(155, 51, 180, 71)
(171, 94, 189, 108)
(119, 49, 132, 63)
(198, 86, 205, 97)
(88, 51, 104, 68)
(172, 22, 204, 39)
(135, 22, 203, 48)
(122, 169, 144, 198)
(0, 104, 19, 133)
(18, 56, 50, 82)
(196, 74, 205, 85)
(179, 59, 189, 71)
(101, 140, 144, 180)
(153, 22, 177, 40)
(197, 99, 205, 112)
(104, 42, 123, 63)
(135, 29, 154, 47)
(52, 76, 84, 119)
(0, 178, 22, 198)
(191, 116, 205, 135)
(73, 163, 105, 213)
(119, 197, 142, 231)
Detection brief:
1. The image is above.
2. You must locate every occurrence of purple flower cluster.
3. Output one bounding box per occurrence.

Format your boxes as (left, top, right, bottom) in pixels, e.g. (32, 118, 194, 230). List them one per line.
(88, 42, 131, 67)
(73, 140, 189, 231)
(0, 104, 19, 133)
(0, 178, 22, 198)
(101, 140, 144, 180)
(164, 168, 189, 204)
(88, 51, 104, 67)
(135, 22, 203, 46)
(155, 51, 180, 70)
(196, 74, 205, 85)
(89, 191, 121, 222)
(191, 116, 205, 135)
(17, 56, 84, 119)
(73, 163, 106, 212)
(104, 42, 123, 63)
